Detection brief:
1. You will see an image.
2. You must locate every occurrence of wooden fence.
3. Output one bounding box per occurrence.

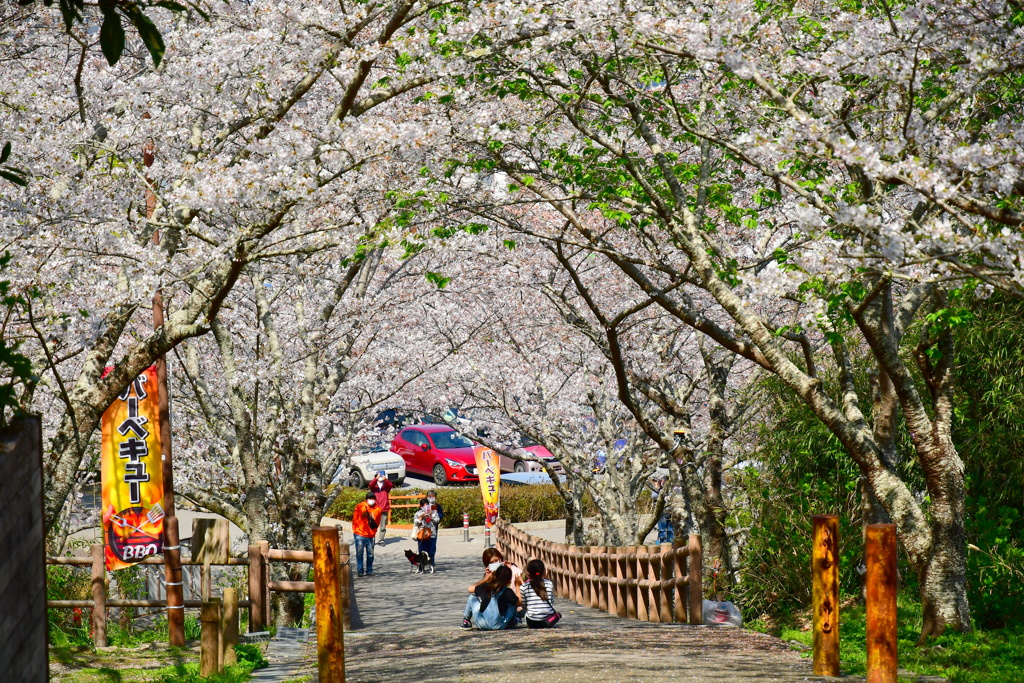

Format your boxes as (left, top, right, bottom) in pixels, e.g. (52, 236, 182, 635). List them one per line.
(46, 538, 352, 646)
(494, 518, 703, 625)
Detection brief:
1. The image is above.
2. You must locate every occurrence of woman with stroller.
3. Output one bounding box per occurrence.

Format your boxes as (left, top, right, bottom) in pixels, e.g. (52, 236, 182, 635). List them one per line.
(412, 497, 440, 573)
(461, 564, 520, 630)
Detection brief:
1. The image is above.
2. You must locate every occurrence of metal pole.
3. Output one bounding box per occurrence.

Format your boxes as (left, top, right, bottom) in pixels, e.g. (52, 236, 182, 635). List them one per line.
(812, 514, 840, 676)
(463, 511, 469, 542)
(484, 522, 491, 548)
(866, 524, 898, 683)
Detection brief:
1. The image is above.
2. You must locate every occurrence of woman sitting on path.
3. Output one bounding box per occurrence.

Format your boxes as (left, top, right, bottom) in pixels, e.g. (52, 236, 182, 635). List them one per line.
(520, 559, 558, 628)
(472, 548, 524, 598)
(461, 565, 520, 630)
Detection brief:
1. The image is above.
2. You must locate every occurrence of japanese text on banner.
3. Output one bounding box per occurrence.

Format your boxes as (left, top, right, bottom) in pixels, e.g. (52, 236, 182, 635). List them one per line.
(101, 366, 164, 570)
(474, 447, 500, 525)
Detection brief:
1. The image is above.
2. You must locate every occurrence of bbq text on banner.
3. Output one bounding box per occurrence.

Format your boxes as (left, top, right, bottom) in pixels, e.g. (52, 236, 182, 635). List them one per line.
(101, 366, 164, 570)
(474, 447, 500, 525)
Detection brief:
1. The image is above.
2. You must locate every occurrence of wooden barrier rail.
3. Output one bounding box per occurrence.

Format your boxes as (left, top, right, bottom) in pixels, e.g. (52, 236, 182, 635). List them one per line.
(493, 518, 703, 625)
(46, 534, 352, 647)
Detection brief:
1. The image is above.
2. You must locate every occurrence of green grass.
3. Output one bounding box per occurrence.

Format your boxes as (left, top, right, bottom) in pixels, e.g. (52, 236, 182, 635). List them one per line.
(751, 596, 1024, 682)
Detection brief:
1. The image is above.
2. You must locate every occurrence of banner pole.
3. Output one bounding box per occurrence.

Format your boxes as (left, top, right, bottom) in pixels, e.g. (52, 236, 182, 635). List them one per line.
(145, 142, 185, 647)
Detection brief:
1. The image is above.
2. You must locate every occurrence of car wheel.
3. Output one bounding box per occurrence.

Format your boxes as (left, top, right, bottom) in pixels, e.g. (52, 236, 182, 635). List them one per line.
(514, 461, 527, 473)
(348, 470, 366, 488)
(433, 463, 448, 487)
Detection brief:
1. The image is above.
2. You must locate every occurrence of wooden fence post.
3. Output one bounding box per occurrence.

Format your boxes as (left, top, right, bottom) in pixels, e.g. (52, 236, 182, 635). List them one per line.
(339, 542, 352, 632)
(247, 544, 264, 632)
(673, 539, 687, 623)
(646, 546, 661, 623)
(200, 598, 222, 676)
(90, 544, 106, 648)
(259, 540, 270, 629)
(688, 534, 703, 625)
(636, 547, 649, 622)
(221, 587, 239, 667)
(625, 546, 639, 620)
(313, 527, 345, 683)
(866, 524, 897, 683)
(614, 547, 627, 618)
(659, 542, 674, 619)
(812, 515, 840, 677)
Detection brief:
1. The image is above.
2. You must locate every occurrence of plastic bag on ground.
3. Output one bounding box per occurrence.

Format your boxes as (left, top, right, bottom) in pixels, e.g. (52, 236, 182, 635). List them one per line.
(702, 599, 742, 627)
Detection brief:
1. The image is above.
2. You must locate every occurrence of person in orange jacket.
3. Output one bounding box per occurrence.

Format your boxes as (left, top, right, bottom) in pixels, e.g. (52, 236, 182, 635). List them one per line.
(352, 492, 383, 576)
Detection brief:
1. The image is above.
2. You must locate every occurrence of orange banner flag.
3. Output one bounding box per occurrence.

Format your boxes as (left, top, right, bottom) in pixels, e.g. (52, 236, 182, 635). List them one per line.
(474, 446, 500, 525)
(100, 366, 164, 570)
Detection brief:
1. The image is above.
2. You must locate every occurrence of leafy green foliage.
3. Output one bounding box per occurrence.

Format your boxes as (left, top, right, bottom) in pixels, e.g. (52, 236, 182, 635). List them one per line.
(328, 484, 597, 528)
(0, 253, 34, 428)
(0, 140, 29, 186)
(760, 597, 1024, 682)
(233, 643, 269, 670)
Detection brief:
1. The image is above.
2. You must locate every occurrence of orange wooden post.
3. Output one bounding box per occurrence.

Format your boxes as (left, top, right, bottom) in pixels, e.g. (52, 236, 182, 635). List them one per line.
(688, 534, 703, 625)
(673, 539, 687, 623)
(90, 544, 106, 647)
(866, 524, 897, 683)
(812, 515, 840, 676)
(614, 547, 628, 618)
(659, 542, 674, 619)
(313, 527, 346, 683)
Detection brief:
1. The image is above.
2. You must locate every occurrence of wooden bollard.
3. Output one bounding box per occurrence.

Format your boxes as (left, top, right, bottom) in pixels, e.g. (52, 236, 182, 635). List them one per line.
(659, 542, 674, 619)
(595, 547, 608, 611)
(247, 544, 264, 632)
(673, 539, 687, 623)
(221, 587, 239, 667)
(636, 547, 649, 621)
(812, 515, 840, 676)
(866, 524, 897, 683)
(625, 546, 640, 620)
(339, 542, 352, 632)
(200, 598, 222, 676)
(313, 527, 346, 683)
(90, 544, 107, 648)
(688, 534, 703, 625)
(614, 547, 628, 618)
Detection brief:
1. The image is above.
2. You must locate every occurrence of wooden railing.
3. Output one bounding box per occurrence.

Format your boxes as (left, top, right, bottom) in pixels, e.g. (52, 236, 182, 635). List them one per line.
(494, 518, 703, 625)
(46, 537, 352, 647)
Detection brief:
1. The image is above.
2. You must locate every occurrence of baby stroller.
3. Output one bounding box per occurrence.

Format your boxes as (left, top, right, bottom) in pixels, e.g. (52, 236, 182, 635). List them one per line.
(404, 548, 433, 573)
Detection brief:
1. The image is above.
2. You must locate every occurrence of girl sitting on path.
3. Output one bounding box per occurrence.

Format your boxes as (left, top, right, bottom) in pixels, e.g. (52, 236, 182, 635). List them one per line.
(520, 559, 558, 628)
(461, 565, 520, 630)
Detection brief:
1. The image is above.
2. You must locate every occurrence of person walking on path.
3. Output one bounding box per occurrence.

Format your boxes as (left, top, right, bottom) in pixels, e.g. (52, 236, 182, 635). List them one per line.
(461, 564, 520, 630)
(520, 559, 558, 628)
(425, 490, 444, 564)
(412, 497, 440, 572)
(368, 472, 394, 543)
(352, 492, 382, 577)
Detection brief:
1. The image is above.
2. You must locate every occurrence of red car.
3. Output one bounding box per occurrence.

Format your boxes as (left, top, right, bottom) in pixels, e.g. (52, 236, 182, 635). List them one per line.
(390, 424, 480, 486)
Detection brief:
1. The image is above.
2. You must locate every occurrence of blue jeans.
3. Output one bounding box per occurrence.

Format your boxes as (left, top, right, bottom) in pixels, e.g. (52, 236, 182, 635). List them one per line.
(354, 534, 375, 573)
(463, 595, 516, 630)
(418, 536, 437, 566)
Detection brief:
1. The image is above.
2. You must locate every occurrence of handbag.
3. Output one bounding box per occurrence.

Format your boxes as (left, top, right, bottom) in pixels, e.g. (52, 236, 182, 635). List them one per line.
(541, 593, 561, 626)
(415, 526, 433, 541)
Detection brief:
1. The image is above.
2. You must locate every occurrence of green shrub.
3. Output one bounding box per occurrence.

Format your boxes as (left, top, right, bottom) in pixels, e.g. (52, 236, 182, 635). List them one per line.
(328, 484, 593, 528)
(234, 642, 269, 669)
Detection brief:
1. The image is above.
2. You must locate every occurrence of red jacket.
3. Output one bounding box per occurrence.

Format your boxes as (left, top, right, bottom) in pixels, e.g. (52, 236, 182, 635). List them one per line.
(369, 478, 394, 512)
(352, 501, 383, 538)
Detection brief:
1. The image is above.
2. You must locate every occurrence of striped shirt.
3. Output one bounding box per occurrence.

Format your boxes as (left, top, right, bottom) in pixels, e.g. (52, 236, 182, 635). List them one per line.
(520, 578, 555, 620)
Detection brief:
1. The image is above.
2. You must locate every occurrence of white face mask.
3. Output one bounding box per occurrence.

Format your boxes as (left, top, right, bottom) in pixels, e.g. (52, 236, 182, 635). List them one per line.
(428, 497, 435, 504)
(367, 499, 376, 507)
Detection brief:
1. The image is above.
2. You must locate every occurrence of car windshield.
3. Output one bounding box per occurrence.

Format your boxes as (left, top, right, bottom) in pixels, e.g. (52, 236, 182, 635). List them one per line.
(429, 431, 475, 450)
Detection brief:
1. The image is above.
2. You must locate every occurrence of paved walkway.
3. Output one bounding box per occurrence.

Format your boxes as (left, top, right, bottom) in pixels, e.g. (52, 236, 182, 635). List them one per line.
(253, 522, 856, 683)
